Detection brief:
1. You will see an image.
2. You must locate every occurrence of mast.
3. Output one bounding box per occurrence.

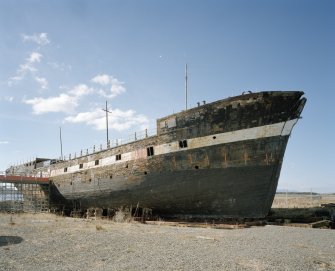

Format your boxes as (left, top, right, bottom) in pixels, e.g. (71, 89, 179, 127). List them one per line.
(102, 101, 112, 146)
(185, 63, 188, 110)
(106, 101, 108, 144)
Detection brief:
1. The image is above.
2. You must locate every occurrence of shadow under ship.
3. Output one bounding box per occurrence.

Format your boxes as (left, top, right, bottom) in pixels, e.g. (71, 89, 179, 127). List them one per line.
(7, 91, 306, 218)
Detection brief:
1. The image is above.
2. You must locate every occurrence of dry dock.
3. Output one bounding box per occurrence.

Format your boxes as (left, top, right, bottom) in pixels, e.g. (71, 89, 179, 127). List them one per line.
(1, 213, 334, 271)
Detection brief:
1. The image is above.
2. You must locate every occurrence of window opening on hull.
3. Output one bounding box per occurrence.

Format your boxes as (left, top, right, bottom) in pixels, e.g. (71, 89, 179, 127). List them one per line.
(116, 154, 122, 161)
(179, 140, 188, 148)
(95, 160, 99, 166)
(79, 163, 83, 169)
(64, 167, 68, 172)
(147, 146, 154, 157)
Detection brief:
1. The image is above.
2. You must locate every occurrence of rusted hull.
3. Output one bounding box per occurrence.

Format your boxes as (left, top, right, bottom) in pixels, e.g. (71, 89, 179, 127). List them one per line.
(56, 135, 289, 218)
(67, 165, 281, 218)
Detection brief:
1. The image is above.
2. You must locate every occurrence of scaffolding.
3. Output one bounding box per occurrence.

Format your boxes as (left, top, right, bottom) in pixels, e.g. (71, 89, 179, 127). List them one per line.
(0, 172, 50, 213)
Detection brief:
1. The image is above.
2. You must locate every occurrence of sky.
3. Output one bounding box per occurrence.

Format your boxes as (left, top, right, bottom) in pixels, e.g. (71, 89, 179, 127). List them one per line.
(0, 0, 334, 193)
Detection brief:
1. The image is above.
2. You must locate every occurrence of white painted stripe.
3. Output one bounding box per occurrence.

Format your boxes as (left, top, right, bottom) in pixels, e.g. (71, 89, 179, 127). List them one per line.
(184, 118, 298, 152)
(50, 119, 298, 177)
(282, 118, 298, 135)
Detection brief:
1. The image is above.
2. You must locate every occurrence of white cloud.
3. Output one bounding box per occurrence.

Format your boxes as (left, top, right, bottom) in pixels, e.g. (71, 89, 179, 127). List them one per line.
(35, 77, 48, 89)
(48, 62, 72, 72)
(65, 108, 149, 132)
(8, 76, 22, 87)
(91, 74, 110, 86)
(110, 109, 149, 131)
(24, 94, 78, 114)
(91, 74, 126, 98)
(4, 96, 14, 102)
(65, 110, 105, 129)
(24, 83, 96, 115)
(24, 84, 94, 114)
(19, 63, 37, 73)
(22, 33, 50, 45)
(27, 52, 42, 63)
(8, 75, 23, 83)
(0, 141, 9, 144)
(110, 78, 126, 97)
(8, 52, 43, 86)
(8, 34, 49, 87)
(68, 84, 94, 97)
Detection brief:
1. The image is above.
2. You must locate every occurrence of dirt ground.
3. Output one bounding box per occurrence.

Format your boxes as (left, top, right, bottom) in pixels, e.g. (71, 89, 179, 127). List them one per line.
(1, 213, 334, 271)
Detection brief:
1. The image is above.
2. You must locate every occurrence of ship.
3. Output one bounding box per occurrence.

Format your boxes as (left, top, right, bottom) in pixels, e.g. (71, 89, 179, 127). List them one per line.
(6, 91, 306, 218)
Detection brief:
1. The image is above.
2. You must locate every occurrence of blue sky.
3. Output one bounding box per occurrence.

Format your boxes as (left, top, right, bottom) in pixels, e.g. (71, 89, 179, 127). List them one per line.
(0, 0, 334, 192)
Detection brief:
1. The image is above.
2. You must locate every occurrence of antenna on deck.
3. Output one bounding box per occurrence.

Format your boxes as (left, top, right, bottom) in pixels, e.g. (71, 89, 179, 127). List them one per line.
(185, 63, 188, 110)
(102, 101, 112, 146)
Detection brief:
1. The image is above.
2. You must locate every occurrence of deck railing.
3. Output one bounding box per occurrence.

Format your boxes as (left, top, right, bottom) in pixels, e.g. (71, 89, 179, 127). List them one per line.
(7, 128, 157, 168)
(60, 128, 156, 161)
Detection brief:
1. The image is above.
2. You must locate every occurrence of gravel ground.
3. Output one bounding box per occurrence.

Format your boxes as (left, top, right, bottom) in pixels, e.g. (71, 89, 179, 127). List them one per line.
(0, 213, 334, 271)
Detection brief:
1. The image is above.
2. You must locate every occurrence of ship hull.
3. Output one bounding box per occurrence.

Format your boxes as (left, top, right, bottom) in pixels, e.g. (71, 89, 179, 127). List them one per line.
(69, 165, 281, 218)
(55, 134, 289, 218)
(7, 91, 306, 218)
